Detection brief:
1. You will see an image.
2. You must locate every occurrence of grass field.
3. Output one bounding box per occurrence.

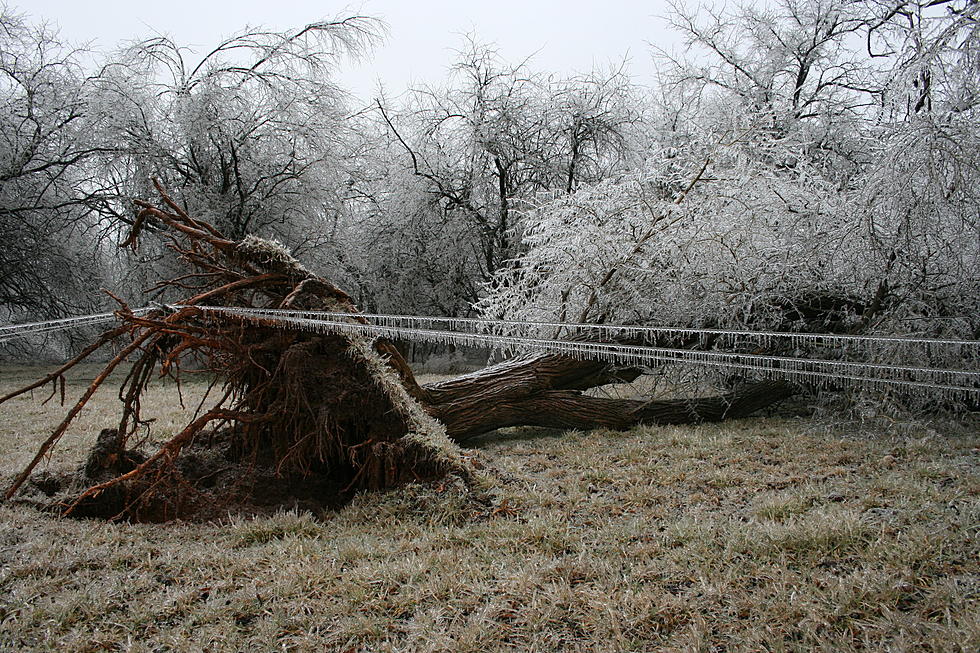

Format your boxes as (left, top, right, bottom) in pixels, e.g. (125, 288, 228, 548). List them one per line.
(0, 364, 977, 651)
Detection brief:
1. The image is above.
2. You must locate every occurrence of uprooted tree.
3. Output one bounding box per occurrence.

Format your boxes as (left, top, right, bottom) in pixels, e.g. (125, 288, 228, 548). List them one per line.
(1, 183, 797, 521)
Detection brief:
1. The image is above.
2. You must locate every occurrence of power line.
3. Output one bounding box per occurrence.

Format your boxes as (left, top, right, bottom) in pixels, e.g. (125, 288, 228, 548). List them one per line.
(0, 308, 151, 344)
(191, 306, 980, 400)
(4, 304, 976, 398)
(227, 307, 979, 349)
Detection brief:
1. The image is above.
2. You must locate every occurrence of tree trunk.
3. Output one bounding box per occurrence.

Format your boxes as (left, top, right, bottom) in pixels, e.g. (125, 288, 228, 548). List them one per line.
(421, 352, 797, 442)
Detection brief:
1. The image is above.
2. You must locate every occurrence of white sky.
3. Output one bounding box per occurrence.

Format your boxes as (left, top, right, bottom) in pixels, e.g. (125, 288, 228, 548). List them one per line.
(19, 0, 685, 104)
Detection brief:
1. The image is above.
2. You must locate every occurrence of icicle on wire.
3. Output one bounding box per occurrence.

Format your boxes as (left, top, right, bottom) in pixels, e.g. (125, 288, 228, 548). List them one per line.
(189, 305, 980, 379)
(210, 306, 979, 352)
(194, 305, 979, 380)
(188, 305, 980, 400)
(0, 308, 153, 344)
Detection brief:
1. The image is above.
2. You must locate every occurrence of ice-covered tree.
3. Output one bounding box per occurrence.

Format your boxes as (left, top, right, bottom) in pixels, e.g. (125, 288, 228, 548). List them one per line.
(479, 0, 980, 365)
(83, 16, 381, 257)
(374, 38, 642, 298)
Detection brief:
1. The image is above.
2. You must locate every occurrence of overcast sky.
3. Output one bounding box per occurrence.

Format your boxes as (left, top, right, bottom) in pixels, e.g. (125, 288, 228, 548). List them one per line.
(20, 1, 685, 104)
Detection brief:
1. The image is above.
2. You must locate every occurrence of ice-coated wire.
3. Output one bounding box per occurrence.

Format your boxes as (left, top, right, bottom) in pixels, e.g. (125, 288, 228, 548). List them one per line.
(188, 305, 980, 399)
(0, 308, 152, 344)
(191, 305, 979, 373)
(204, 306, 980, 349)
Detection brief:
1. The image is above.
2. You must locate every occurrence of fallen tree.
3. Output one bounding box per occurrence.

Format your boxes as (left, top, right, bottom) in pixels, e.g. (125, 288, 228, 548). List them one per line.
(425, 355, 796, 442)
(1, 183, 796, 520)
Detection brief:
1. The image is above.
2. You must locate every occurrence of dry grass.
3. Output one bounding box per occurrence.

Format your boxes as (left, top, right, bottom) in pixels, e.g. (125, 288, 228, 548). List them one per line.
(0, 365, 977, 651)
